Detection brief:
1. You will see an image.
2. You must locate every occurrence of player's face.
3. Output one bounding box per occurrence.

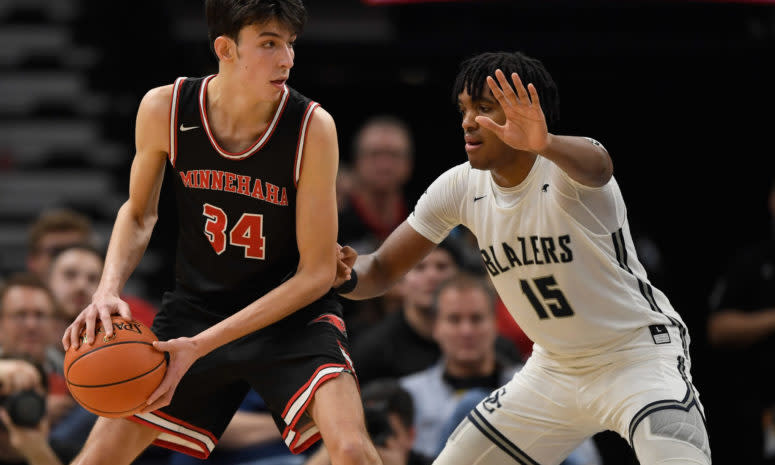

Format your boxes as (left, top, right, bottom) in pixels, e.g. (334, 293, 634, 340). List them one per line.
(48, 249, 102, 320)
(403, 249, 457, 311)
(0, 286, 56, 362)
(457, 86, 518, 171)
(434, 288, 496, 367)
(233, 21, 296, 99)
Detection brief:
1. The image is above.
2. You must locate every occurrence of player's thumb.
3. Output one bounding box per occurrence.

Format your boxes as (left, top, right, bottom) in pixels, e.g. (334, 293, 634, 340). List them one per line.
(475, 115, 499, 133)
(152, 340, 172, 353)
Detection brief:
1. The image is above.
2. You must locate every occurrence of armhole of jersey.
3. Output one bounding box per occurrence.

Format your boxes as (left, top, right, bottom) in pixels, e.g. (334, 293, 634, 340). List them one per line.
(293, 101, 320, 188)
(168, 77, 186, 168)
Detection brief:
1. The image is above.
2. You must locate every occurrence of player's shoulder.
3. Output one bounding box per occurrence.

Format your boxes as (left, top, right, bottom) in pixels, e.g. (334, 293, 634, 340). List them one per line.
(137, 83, 175, 122)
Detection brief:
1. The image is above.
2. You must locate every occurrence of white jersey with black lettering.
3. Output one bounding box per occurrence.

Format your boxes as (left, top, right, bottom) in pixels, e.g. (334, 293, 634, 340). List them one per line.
(407, 155, 688, 362)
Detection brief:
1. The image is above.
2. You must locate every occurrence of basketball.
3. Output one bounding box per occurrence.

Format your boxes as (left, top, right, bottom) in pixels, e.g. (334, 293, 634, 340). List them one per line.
(64, 316, 167, 418)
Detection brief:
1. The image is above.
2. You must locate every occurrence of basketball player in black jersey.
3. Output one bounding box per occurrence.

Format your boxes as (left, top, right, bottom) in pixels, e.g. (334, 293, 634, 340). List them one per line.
(61, 1, 381, 464)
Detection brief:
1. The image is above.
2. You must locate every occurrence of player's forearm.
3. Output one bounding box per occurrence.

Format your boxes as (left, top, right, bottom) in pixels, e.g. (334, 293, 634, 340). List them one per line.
(538, 135, 613, 187)
(193, 267, 334, 356)
(707, 308, 775, 347)
(97, 201, 157, 296)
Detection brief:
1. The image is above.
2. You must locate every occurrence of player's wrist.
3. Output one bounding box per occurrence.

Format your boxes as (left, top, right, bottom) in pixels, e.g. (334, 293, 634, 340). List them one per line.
(334, 269, 358, 295)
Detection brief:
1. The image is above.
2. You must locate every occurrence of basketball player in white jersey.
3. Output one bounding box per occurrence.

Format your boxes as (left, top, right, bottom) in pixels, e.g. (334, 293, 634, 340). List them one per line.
(334, 51, 711, 465)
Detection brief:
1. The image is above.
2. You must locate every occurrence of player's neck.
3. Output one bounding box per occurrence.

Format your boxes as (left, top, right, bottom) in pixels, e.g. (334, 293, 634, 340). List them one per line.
(490, 152, 538, 188)
(207, 75, 279, 131)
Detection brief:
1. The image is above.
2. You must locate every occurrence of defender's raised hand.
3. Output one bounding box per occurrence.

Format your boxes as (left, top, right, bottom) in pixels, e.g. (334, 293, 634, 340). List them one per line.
(475, 69, 550, 153)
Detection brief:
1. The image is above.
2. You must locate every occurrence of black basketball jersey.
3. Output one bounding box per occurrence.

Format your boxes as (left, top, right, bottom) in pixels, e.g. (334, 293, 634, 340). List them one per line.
(167, 75, 319, 307)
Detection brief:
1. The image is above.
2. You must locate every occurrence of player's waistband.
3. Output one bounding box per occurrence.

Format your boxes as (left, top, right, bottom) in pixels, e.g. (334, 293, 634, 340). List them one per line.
(168, 282, 342, 322)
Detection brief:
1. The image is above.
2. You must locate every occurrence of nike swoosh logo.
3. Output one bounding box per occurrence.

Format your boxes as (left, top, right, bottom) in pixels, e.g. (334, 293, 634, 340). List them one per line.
(180, 124, 199, 132)
(474, 195, 487, 202)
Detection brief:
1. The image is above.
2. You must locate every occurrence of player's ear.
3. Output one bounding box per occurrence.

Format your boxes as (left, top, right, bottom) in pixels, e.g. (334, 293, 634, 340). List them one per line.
(213, 35, 235, 62)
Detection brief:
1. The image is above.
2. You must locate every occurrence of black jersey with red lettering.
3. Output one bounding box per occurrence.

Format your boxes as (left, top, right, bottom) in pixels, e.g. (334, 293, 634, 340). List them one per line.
(166, 75, 319, 309)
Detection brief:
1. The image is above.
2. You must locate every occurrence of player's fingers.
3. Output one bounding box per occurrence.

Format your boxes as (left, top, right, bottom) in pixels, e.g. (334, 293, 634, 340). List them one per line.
(494, 69, 519, 105)
(98, 307, 114, 340)
(341, 246, 357, 259)
(62, 325, 72, 351)
(117, 299, 133, 322)
(527, 83, 541, 108)
(510, 72, 529, 103)
(67, 319, 81, 349)
(485, 76, 508, 107)
(84, 311, 97, 346)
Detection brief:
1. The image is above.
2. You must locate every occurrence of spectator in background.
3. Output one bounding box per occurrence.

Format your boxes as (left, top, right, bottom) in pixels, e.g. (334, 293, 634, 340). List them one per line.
(337, 116, 414, 340)
(339, 115, 413, 253)
(400, 273, 600, 465)
(0, 274, 67, 464)
(706, 177, 775, 465)
(25, 209, 95, 281)
(305, 379, 428, 465)
(352, 240, 521, 386)
(0, 359, 63, 465)
(351, 240, 458, 386)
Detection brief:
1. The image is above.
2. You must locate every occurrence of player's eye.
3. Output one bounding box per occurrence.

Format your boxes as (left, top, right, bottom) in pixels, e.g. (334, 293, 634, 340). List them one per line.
(262, 41, 275, 48)
(479, 105, 491, 113)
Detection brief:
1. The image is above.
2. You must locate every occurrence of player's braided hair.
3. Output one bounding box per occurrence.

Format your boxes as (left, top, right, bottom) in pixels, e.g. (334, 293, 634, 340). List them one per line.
(452, 51, 560, 129)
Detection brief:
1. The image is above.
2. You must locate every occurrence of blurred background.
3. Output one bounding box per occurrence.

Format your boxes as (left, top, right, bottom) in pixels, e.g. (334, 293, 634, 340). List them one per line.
(0, 0, 774, 463)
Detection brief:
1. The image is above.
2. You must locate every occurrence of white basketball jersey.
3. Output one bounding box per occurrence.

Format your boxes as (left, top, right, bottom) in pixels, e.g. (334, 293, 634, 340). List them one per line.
(408, 156, 687, 360)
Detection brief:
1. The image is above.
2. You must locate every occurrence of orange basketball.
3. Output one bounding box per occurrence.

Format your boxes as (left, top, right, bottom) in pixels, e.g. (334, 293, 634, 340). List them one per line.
(64, 316, 167, 418)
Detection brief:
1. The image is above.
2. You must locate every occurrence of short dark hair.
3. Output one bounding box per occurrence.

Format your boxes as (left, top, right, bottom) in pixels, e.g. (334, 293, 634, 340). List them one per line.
(0, 272, 58, 318)
(432, 272, 496, 315)
(361, 378, 414, 430)
(452, 51, 560, 129)
(206, 0, 307, 55)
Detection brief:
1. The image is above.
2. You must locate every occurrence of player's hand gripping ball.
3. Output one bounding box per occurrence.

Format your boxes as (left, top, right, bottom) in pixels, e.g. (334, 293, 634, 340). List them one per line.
(64, 316, 167, 418)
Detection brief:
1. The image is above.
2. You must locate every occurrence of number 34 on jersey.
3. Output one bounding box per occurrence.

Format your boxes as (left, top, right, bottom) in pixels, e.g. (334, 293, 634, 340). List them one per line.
(202, 203, 266, 259)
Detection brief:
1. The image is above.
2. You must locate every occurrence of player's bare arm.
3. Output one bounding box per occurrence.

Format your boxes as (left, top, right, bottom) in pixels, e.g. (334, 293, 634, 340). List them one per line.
(479, 69, 612, 187)
(143, 107, 341, 411)
(62, 85, 172, 351)
(340, 221, 436, 300)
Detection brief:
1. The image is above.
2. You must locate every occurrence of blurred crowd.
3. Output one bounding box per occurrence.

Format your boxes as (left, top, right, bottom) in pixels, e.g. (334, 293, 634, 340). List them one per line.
(0, 114, 773, 465)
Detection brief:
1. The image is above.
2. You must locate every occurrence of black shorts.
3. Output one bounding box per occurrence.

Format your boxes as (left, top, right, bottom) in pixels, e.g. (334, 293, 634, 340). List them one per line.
(128, 290, 355, 459)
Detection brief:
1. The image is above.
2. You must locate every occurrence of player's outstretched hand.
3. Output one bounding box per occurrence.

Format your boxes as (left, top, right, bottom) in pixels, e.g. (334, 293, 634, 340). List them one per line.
(333, 245, 358, 289)
(142, 337, 199, 413)
(62, 293, 133, 351)
(475, 68, 550, 154)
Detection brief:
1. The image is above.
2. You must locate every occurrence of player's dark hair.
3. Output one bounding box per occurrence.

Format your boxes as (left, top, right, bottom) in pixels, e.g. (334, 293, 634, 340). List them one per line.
(452, 51, 560, 129)
(206, 0, 307, 55)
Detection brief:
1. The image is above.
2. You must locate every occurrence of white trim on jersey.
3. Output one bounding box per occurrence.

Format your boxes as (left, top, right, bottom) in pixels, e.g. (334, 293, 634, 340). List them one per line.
(168, 77, 186, 167)
(294, 101, 319, 185)
(283, 365, 345, 426)
(135, 411, 216, 455)
(198, 75, 289, 160)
